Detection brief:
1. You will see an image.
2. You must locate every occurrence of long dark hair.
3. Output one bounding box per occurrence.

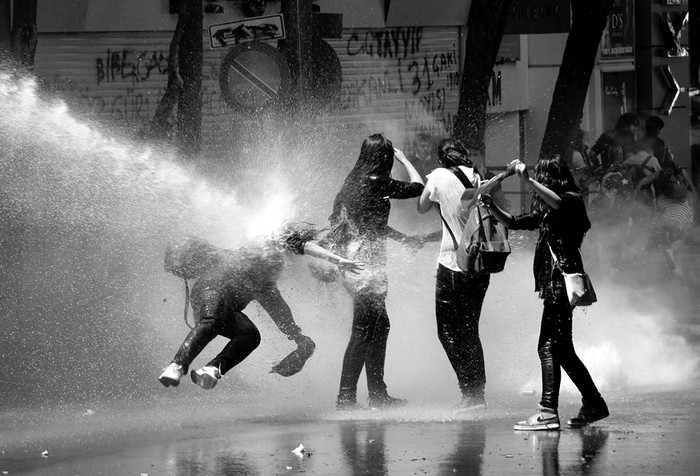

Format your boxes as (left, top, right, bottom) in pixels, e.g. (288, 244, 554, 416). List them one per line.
(530, 155, 580, 215)
(330, 134, 394, 223)
(437, 138, 472, 168)
(345, 133, 395, 181)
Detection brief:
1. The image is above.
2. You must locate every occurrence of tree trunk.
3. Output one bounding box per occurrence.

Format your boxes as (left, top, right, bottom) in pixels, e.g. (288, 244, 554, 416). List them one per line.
(539, 0, 615, 161)
(176, 0, 203, 158)
(453, 0, 513, 156)
(150, 0, 203, 159)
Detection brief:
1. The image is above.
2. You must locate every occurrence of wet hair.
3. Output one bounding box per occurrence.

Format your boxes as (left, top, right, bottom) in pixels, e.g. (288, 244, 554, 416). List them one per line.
(271, 222, 319, 254)
(437, 138, 472, 168)
(644, 116, 665, 136)
(615, 112, 639, 133)
(164, 236, 222, 279)
(349, 133, 395, 178)
(530, 155, 580, 215)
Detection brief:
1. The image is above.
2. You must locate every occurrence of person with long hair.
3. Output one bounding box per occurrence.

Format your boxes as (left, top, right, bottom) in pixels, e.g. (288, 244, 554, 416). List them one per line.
(158, 224, 362, 390)
(417, 138, 516, 410)
(483, 156, 609, 430)
(327, 133, 424, 409)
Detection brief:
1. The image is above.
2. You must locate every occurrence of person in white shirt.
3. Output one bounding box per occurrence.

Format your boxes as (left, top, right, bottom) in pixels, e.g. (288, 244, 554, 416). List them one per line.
(417, 138, 515, 409)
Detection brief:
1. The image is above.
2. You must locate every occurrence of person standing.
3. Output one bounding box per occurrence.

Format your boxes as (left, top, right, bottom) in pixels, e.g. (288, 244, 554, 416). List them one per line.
(483, 156, 609, 430)
(417, 138, 515, 409)
(328, 133, 424, 409)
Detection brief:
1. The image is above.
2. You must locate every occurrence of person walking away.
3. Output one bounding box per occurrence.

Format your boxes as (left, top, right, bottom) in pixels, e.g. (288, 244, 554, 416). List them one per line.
(483, 156, 609, 430)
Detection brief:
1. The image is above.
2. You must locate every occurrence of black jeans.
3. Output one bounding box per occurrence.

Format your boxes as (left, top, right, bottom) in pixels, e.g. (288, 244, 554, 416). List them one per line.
(538, 299, 600, 410)
(435, 264, 490, 402)
(173, 311, 261, 375)
(338, 291, 391, 401)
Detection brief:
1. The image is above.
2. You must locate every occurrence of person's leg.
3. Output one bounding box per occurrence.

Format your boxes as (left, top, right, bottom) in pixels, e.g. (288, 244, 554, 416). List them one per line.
(538, 301, 565, 411)
(338, 293, 381, 406)
(172, 316, 220, 374)
(435, 266, 489, 404)
(365, 295, 389, 399)
(206, 311, 261, 375)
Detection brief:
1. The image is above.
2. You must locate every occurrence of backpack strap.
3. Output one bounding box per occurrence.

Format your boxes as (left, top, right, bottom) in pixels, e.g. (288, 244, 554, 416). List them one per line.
(436, 204, 459, 250)
(449, 166, 476, 189)
(640, 155, 654, 175)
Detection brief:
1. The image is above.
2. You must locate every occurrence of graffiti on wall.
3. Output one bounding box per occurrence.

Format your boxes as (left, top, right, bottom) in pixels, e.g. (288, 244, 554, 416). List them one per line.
(338, 27, 461, 157)
(39, 47, 229, 131)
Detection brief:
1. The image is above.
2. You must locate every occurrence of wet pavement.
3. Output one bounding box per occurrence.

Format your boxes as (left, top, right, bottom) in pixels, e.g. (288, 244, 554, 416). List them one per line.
(1, 387, 698, 475)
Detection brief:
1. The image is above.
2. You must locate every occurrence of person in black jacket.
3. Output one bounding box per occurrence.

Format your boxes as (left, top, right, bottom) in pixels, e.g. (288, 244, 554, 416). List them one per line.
(327, 133, 424, 409)
(158, 224, 362, 390)
(483, 156, 608, 431)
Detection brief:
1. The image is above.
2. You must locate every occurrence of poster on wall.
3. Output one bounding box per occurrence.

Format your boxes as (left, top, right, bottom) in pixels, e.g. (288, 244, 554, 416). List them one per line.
(600, 0, 634, 59)
(601, 70, 636, 132)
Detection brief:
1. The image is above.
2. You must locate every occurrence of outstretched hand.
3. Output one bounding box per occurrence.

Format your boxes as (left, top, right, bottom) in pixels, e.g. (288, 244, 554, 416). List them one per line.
(337, 258, 364, 274)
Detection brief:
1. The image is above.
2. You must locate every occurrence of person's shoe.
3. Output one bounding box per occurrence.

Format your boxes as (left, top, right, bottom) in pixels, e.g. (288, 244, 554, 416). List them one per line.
(158, 363, 183, 387)
(336, 395, 362, 411)
(514, 406, 560, 431)
(190, 365, 221, 390)
(455, 397, 487, 412)
(567, 397, 609, 428)
(368, 394, 407, 409)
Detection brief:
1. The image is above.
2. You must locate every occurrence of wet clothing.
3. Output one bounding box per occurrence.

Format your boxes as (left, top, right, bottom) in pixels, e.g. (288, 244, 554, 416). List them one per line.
(509, 192, 601, 410)
(426, 166, 488, 402)
(170, 239, 309, 375)
(510, 192, 590, 302)
(436, 265, 489, 402)
(331, 173, 424, 402)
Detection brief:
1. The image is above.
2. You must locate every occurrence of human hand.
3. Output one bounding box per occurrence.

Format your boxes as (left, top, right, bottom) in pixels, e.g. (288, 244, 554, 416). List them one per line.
(481, 193, 494, 208)
(337, 258, 364, 274)
(394, 148, 409, 163)
(506, 159, 520, 177)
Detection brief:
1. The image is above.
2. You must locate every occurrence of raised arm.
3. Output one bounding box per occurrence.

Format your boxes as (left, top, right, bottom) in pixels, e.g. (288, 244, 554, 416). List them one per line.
(518, 162, 562, 209)
(395, 148, 425, 185)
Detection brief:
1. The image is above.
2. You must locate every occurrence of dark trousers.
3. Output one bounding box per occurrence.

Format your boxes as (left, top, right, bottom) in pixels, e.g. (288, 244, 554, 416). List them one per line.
(538, 300, 600, 410)
(338, 292, 390, 400)
(173, 311, 261, 375)
(435, 264, 490, 401)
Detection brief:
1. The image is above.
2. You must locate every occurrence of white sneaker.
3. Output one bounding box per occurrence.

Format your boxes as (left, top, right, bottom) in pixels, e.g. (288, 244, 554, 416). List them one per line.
(190, 365, 222, 390)
(514, 407, 560, 431)
(158, 363, 183, 387)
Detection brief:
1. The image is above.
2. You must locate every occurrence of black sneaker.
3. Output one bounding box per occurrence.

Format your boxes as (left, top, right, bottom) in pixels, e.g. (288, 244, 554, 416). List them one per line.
(368, 394, 407, 410)
(567, 397, 609, 428)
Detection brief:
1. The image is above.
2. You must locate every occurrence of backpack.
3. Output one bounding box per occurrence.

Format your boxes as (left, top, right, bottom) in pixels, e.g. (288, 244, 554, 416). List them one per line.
(437, 167, 511, 274)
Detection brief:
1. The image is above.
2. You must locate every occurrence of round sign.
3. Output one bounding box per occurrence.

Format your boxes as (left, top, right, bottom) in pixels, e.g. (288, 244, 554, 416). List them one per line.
(219, 41, 291, 111)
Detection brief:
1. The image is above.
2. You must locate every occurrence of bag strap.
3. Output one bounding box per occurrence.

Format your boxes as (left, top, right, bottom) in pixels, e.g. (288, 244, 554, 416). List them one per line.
(436, 204, 459, 250)
(449, 166, 476, 190)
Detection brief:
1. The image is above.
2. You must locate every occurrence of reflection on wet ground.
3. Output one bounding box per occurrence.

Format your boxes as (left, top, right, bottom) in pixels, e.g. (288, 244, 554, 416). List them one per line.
(1, 389, 698, 475)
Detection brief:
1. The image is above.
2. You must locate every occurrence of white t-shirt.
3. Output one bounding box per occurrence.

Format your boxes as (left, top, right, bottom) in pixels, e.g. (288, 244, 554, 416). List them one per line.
(425, 166, 480, 271)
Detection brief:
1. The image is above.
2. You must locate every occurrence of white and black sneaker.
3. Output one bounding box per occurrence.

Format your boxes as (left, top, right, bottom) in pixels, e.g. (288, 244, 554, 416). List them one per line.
(190, 365, 222, 390)
(514, 406, 560, 431)
(158, 363, 184, 387)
